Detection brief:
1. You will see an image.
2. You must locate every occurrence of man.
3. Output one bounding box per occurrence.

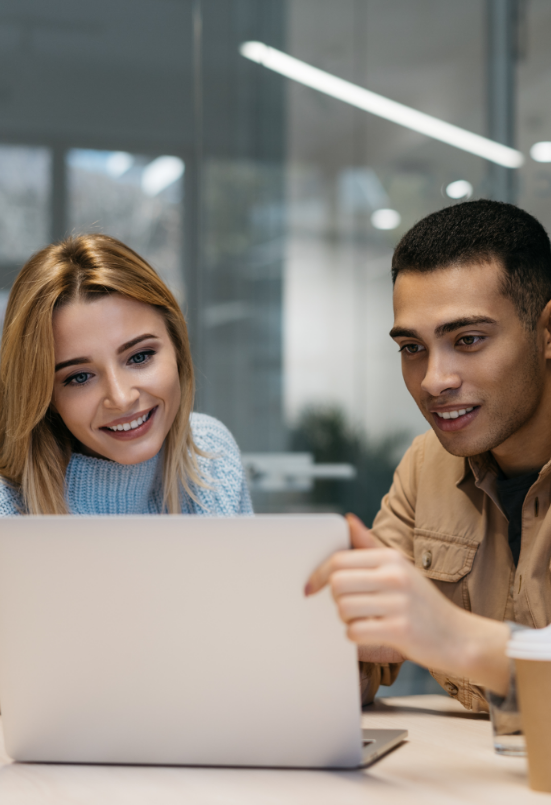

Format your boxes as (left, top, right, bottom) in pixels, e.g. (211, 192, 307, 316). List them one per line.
(307, 199, 551, 711)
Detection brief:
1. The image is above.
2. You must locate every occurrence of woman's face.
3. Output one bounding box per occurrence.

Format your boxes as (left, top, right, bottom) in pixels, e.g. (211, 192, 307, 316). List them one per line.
(52, 294, 182, 464)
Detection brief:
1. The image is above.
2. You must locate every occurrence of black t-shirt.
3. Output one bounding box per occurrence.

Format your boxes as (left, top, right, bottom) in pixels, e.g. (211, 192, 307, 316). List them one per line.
(495, 469, 540, 567)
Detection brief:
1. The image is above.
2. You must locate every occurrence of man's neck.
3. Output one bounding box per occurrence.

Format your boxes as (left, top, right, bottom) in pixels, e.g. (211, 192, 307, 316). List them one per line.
(491, 394, 551, 477)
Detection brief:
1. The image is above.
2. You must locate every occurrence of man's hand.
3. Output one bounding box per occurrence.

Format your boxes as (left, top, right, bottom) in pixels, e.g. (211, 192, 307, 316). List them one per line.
(306, 513, 511, 696)
(306, 513, 459, 669)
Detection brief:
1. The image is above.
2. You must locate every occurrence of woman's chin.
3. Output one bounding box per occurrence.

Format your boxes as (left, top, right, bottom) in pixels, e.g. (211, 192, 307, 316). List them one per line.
(77, 435, 164, 465)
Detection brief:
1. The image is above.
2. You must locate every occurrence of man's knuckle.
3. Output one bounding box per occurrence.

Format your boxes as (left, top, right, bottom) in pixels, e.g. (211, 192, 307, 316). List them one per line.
(337, 597, 352, 620)
(330, 554, 346, 573)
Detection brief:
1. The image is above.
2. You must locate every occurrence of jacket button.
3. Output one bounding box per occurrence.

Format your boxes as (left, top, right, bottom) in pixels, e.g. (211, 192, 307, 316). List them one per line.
(422, 550, 432, 570)
(445, 681, 459, 696)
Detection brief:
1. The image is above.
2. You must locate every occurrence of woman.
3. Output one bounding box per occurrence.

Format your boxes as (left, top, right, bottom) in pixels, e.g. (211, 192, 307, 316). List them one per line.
(0, 234, 252, 516)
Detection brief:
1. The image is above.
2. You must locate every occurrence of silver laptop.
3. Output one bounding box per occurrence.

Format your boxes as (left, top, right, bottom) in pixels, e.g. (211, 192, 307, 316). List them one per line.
(0, 514, 406, 768)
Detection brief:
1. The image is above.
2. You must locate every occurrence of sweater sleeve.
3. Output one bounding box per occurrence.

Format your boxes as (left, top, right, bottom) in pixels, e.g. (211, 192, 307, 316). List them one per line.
(0, 480, 23, 516)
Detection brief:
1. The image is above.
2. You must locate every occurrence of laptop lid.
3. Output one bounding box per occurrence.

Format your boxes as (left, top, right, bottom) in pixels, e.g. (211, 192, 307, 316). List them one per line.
(0, 514, 370, 768)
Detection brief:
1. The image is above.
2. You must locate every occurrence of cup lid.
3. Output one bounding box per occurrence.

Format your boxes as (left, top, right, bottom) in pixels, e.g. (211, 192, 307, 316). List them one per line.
(506, 624, 551, 660)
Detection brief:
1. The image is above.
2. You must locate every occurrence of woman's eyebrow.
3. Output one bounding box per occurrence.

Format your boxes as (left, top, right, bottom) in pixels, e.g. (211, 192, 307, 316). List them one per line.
(55, 334, 159, 372)
(116, 333, 159, 354)
(55, 356, 90, 372)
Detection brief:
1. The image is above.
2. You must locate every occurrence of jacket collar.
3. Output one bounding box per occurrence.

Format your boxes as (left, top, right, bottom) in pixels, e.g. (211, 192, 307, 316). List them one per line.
(457, 450, 551, 518)
(457, 452, 551, 486)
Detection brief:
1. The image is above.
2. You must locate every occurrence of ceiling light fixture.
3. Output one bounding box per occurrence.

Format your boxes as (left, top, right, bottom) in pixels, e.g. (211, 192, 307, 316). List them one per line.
(371, 209, 401, 230)
(240, 42, 524, 169)
(530, 142, 551, 163)
(445, 180, 473, 199)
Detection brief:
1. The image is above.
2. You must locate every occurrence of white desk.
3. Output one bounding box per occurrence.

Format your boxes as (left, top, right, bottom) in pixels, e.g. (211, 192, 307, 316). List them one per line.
(0, 695, 536, 804)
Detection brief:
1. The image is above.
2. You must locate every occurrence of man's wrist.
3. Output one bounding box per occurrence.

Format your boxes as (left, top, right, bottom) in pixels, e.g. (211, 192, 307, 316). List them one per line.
(450, 612, 510, 696)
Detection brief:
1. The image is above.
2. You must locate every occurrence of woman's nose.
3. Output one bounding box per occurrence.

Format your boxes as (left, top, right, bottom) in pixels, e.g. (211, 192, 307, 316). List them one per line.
(103, 370, 139, 410)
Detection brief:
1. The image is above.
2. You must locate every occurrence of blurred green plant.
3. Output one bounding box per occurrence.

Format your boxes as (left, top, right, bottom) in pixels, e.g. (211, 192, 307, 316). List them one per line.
(290, 406, 409, 527)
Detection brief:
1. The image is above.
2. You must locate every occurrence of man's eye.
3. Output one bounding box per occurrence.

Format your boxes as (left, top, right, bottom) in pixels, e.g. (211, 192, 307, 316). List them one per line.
(458, 335, 481, 347)
(399, 343, 425, 355)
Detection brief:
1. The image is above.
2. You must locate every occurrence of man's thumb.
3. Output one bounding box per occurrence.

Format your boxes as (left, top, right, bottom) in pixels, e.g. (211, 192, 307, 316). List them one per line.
(345, 512, 381, 549)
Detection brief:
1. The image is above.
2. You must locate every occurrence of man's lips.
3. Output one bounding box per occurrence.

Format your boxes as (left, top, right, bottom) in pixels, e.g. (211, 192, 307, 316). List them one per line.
(430, 405, 481, 432)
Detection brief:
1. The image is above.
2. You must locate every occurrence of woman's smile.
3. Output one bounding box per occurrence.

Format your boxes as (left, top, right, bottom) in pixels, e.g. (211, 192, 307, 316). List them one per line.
(100, 405, 158, 440)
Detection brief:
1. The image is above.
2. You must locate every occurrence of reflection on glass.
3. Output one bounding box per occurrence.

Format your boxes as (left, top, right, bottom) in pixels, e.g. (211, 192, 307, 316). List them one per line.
(67, 149, 184, 303)
(0, 145, 50, 268)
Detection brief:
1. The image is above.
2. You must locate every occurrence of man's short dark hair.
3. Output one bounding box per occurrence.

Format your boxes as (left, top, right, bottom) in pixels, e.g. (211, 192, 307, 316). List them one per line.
(392, 200, 551, 330)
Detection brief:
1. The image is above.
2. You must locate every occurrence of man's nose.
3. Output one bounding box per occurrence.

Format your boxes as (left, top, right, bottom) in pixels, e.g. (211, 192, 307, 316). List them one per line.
(103, 369, 139, 410)
(421, 354, 461, 398)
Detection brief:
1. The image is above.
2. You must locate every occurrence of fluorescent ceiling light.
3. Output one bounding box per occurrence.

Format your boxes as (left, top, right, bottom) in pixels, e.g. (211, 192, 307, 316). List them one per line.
(240, 42, 524, 169)
(445, 179, 473, 199)
(142, 156, 184, 197)
(371, 208, 401, 230)
(530, 142, 551, 163)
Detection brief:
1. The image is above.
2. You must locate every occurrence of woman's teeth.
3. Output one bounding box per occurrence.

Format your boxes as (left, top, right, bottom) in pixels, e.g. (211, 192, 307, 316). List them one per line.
(436, 407, 474, 420)
(108, 410, 151, 432)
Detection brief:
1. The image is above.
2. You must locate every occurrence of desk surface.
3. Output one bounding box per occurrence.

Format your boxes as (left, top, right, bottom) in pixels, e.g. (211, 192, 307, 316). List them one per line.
(0, 695, 538, 804)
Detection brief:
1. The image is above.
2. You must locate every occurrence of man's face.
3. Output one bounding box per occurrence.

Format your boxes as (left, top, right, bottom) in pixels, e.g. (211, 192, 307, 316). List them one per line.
(391, 260, 549, 459)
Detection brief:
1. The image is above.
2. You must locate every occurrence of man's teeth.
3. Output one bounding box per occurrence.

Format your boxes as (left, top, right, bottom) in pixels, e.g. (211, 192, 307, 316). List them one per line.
(436, 407, 474, 420)
(108, 411, 151, 432)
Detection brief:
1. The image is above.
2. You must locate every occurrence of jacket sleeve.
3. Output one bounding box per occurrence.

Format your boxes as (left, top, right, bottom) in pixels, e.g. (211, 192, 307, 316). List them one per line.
(356, 434, 426, 702)
(369, 432, 426, 559)
(360, 661, 402, 705)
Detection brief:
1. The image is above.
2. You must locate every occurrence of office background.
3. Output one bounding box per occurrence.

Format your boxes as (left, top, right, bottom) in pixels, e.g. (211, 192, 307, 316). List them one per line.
(0, 0, 548, 693)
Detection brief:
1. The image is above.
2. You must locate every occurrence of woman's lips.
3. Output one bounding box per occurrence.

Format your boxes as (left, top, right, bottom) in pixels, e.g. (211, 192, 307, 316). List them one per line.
(101, 406, 157, 441)
(431, 406, 480, 432)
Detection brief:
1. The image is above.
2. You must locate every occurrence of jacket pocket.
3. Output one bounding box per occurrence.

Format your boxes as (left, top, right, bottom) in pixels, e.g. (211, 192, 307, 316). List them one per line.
(413, 529, 479, 582)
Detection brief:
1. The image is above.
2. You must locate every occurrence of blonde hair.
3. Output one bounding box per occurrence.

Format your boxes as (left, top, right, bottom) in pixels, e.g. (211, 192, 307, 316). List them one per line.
(0, 233, 204, 514)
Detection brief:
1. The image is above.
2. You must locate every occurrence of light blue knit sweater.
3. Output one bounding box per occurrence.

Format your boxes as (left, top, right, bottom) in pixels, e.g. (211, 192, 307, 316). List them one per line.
(0, 413, 253, 516)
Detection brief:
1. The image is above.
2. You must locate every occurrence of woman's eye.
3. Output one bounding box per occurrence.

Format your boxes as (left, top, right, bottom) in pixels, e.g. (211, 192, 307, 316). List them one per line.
(65, 372, 90, 386)
(129, 350, 154, 365)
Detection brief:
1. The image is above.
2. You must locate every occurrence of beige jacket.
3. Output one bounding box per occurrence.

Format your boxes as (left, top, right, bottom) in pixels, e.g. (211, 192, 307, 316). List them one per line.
(361, 428, 551, 712)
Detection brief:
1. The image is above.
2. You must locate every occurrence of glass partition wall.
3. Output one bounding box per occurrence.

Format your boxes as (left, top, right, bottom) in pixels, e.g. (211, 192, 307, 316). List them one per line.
(1, 0, 551, 693)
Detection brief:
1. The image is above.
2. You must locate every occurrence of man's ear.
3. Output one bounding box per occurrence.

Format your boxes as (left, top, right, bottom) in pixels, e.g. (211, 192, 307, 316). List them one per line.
(541, 299, 551, 360)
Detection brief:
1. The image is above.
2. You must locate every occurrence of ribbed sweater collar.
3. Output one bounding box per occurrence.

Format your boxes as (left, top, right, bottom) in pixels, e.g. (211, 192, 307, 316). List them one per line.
(65, 449, 164, 515)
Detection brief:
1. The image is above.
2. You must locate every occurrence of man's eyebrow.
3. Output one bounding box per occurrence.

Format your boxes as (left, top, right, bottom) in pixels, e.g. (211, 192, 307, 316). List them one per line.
(389, 326, 418, 339)
(54, 334, 159, 373)
(389, 317, 497, 340)
(434, 317, 497, 337)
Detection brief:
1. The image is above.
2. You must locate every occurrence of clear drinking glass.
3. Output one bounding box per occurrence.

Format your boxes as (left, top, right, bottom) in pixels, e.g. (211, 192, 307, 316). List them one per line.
(489, 701, 526, 756)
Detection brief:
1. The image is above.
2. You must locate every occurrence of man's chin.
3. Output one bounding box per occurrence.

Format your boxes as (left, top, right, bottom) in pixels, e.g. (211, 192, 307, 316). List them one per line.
(430, 426, 490, 458)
